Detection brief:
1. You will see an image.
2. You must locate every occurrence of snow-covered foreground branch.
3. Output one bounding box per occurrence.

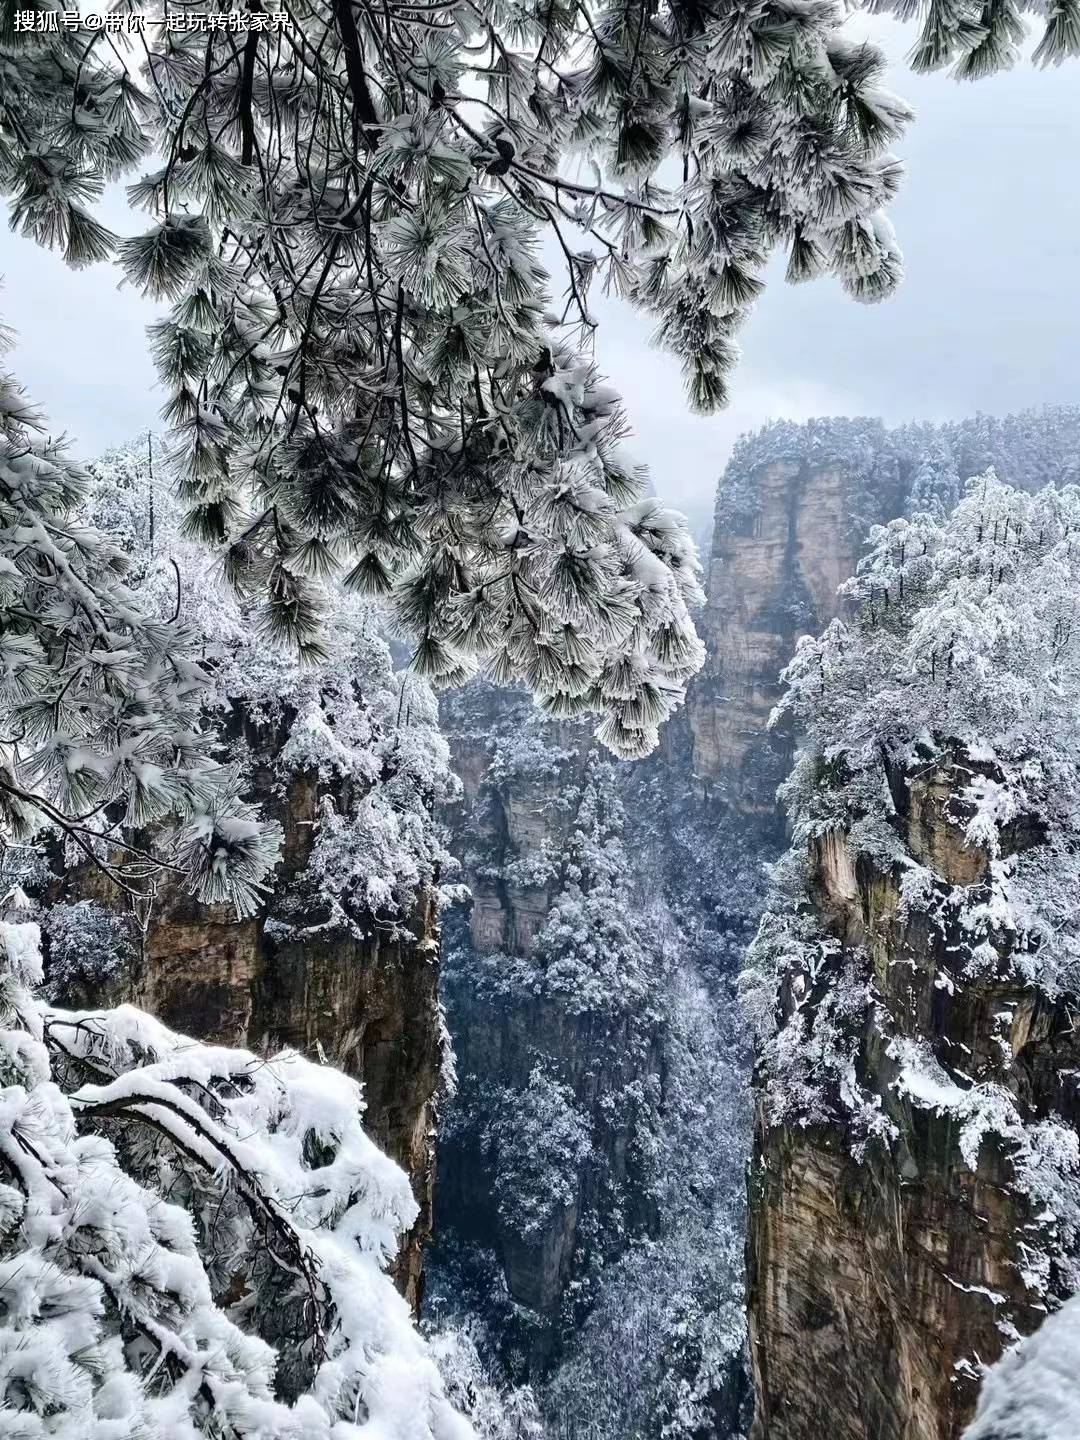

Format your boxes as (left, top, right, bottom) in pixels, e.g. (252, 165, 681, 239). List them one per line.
(0, 916, 473, 1439)
(963, 1294, 1080, 1440)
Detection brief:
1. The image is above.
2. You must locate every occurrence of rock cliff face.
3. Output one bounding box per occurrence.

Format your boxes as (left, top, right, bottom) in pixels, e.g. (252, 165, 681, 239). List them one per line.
(447, 688, 592, 960)
(51, 706, 444, 1310)
(689, 459, 850, 813)
(747, 759, 1080, 1440)
(687, 407, 1080, 818)
(439, 987, 659, 1339)
(688, 453, 907, 818)
(697, 415, 1080, 1440)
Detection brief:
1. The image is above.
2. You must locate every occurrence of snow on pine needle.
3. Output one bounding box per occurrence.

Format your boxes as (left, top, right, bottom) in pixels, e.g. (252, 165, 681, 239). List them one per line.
(82, 436, 462, 939)
(0, 0, 930, 755)
(0, 913, 474, 1439)
(963, 1290, 1080, 1440)
(2, 0, 1078, 756)
(0, 334, 281, 918)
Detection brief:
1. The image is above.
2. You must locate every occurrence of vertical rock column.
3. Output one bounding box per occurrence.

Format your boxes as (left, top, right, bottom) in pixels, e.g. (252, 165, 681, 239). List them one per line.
(748, 761, 1080, 1440)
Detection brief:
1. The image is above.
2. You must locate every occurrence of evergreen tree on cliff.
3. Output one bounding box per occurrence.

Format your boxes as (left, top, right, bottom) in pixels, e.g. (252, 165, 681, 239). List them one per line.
(530, 762, 656, 1018)
(743, 473, 1080, 1430)
(0, 325, 282, 914)
(0, 0, 949, 764)
(906, 439, 961, 519)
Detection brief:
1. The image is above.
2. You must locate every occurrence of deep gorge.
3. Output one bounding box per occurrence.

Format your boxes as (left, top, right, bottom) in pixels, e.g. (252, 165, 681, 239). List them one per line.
(35, 406, 1080, 1440)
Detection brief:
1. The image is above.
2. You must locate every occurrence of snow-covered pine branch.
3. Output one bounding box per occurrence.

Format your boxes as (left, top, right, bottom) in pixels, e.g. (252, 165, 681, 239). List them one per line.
(0, 334, 280, 915)
(2, 0, 1078, 751)
(0, 911, 474, 1439)
(0, 0, 941, 752)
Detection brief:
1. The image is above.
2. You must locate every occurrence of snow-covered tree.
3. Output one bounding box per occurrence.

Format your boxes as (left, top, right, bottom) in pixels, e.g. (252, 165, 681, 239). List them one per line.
(906, 438, 960, 519)
(0, 329, 281, 916)
(743, 472, 1080, 1303)
(482, 1066, 592, 1243)
(0, 907, 473, 1438)
(427, 1325, 544, 1440)
(69, 435, 461, 949)
(771, 473, 1080, 992)
(526, 763, 659, 1020)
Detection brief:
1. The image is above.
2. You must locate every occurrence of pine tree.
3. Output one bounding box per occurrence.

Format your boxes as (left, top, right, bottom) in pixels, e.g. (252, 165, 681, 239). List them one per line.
(963, 1292, 1080, 1439)
(0, 332, 280, 916)
(77, 435, 461, 943)
(530, 761, 656, 1020)
(906, 439, 961, 519)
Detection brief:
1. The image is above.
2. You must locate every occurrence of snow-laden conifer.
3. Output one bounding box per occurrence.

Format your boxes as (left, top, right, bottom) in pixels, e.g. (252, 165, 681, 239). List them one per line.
(743, 473, 1080, 1292)
(774, 473, 1080, 961)
(77, 436, 461, 944)
(906, 439, 961, 519)
(0, 331, 280, 915)
(2, 0, 1078, 754)
(963, 1291, 1080, 1439)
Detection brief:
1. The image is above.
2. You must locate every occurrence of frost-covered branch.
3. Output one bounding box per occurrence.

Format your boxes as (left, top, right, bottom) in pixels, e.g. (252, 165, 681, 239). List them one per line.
(0, 333, 281, 913)
(79, 436, 462, 943)
(0, 913, 474, 1438)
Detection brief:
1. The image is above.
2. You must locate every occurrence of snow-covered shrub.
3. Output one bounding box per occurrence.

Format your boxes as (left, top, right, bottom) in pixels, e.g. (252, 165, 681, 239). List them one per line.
(427, 1325, 544, 1440)
(486, 725, 578, 790)
(0, 914, 472, 1439)
(42, 899, 135, 1002)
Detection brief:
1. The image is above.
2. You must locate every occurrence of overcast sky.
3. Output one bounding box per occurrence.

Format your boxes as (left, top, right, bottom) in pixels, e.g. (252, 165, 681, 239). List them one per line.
(1, 16, 1078, 516)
